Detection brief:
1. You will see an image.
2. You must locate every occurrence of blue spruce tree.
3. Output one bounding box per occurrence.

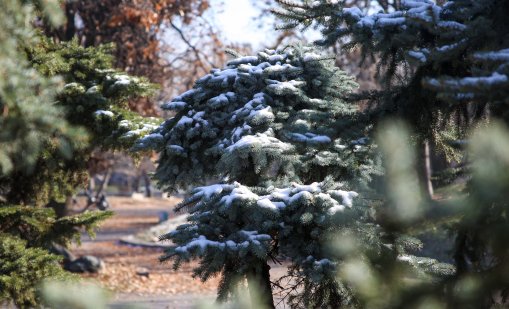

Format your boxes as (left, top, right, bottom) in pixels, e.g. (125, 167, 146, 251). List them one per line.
(137, 45, 377, 307)
(137, 45, 450, 307)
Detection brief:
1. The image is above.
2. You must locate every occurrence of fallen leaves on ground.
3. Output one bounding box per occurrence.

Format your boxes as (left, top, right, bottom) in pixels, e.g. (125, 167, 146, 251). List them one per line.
(70, 196, 219, 297)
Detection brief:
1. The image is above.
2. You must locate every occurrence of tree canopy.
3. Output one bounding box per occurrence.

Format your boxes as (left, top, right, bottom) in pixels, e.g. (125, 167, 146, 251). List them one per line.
(0, 1, 156, 306)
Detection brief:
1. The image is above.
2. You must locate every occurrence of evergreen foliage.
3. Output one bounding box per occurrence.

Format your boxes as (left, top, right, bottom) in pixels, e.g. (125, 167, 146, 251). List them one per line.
(44, 0, 218, 116)
(137, 45, 378, 191)
(327, 122, 509, 309)
(0, 1, 156, 307)
(272, 1, 509, 307)
(0, 234, 73, 308)
(1, 36, 157, 207)
(137, 46, 452, 307)
(0, 0, 70, 175)
(274, 0, 509, 157)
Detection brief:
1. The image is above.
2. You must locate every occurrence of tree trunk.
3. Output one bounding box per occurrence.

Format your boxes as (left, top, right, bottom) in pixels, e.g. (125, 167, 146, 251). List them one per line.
(142, 170, 152, 197)
(96, 169, 112, 197)
(422, 140, 434, 199)
(247, 261, 275, 309)
(88, 176, 95, 192)
(49, 195, 74, 218)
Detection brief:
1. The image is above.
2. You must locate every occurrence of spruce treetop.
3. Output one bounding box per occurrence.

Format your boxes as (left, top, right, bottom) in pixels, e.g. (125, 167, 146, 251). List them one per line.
(136, 46, 392, 306)
(137, 45, 378, 192)
(275, 0, 509, 154)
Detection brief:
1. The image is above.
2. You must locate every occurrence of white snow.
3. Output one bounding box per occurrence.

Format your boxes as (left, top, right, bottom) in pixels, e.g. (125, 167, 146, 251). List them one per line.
(208, 93, 230, 109)
(195, 184, 234, 199)
(87, 86, 99, 93)
(192, 111, 207, 122)
(330, 190, 358, 208)
(113, 74, 131, 86)
(267, 54, 286, 63)
(328, 205, 345, 215)
(437, 21, 466, 31)
(474, 49, 509, 62)
(118, 120, 130, 129)
(292, 182, 322, 194)
(226, 133, 293, 153)
(174, 235, 225, 254)
(174, 229, 272, 254)
(266, 80, 306, 95)
(263, 63, 301, 75)
(288, 132, 332, 144)
(429, 72, 509, 90)
(63, 82, 80, 89)
(94, 110, 114, 118)
(397, 254, 413, 262)
(408, 50, 428, 63)
(342, 7, 363, 20)
(289, 191, 313, 204)
(239, 230, 271, 242)
(219, 184, 259, 207)
(138, 133, 163, 145)
(175, 116, 194, 127)
(310, 135, 332, 144)
(231, 124, 253, 142)
(460, 73, 508, 87)
(162, 101, 187, 111)
(227, 56, 259, 66)
(248, 106, 275, 125)
(377, 17, 406, 27)
(341, 0, 466, 41)
(206, 68, 238, 87)
(435, 39, 467, 55)
(315, 258, 334, 267)
(270, 187, 293, 201)
(168, 144, 185, 152)
(351, 137, 369, 145)
(174, 89, 197, 101)
(257, 198, 278, 210)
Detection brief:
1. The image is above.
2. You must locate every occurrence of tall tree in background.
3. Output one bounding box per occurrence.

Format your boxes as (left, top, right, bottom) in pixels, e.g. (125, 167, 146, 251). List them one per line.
(136, 45, 453, 308)
(136, 45, 371, 308)
(44, 0, 225, 115)
(42, 0, 227, 196)
(0, 1, 157, 306)
(0, 1, 98, 306)
(274, 0, 509, 197)
(273, 0, 509, 307)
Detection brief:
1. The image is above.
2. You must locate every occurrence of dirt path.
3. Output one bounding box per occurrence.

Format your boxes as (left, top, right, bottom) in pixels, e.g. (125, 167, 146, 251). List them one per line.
(71, 196, 219, 308)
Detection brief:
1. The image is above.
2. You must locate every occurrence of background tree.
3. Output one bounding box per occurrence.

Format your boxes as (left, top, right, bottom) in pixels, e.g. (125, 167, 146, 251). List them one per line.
(273, 0, 509, 307)
(0, 0, 96, 306)
(136, 45, 451, 308)
(1, 37, 156, 211)
(274, 0, 508, 197)
(0, 1, 156, 306)
(44, 0, 226, 115)
(41, 0, 228, 200)
(329, 121, 509, 309)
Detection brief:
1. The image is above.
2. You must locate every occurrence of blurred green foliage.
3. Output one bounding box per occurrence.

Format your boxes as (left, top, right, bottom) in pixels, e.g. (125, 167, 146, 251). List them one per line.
(40, 280, 111, 309)
(0, 1, 156, 307)
(330, 121, 509, 309)
(271, 1, 509, 307)
(1, 36, 156, 207)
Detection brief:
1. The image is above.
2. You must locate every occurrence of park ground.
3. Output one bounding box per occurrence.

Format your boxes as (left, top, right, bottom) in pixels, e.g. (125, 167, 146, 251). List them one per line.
(71, 196, 218, 308)
(72, 196, 288, 309)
